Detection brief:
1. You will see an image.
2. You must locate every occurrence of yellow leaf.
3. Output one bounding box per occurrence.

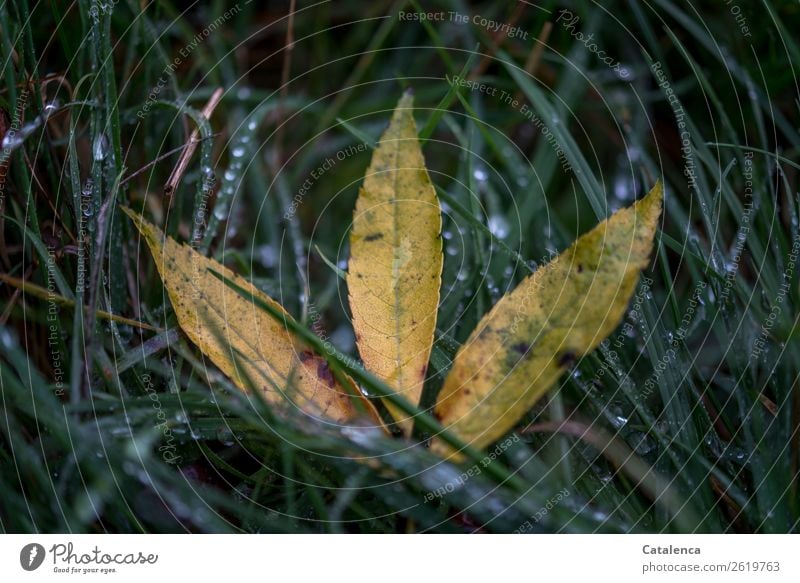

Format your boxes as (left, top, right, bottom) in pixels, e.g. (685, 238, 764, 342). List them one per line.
(433, 182, 663, 456)
(348, 91, 443, 433)
(122, 207, 379, 424)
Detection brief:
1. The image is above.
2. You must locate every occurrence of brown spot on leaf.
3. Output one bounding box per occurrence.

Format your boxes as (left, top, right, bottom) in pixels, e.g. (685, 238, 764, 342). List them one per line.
(316, 359, 336, 387)
(365, 233, 383, 242)
(507, 341, 535, 370)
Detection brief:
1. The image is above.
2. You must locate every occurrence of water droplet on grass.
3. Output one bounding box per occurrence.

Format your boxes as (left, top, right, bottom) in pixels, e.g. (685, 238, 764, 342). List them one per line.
(213, 204, 229, 221)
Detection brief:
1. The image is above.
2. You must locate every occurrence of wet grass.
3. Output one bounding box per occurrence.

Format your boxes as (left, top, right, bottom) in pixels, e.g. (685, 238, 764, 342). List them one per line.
(0, 0, 798, 533)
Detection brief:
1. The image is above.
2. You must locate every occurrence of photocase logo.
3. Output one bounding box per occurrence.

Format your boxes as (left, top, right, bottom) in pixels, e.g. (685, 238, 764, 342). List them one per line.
(19, 543, 46, 571)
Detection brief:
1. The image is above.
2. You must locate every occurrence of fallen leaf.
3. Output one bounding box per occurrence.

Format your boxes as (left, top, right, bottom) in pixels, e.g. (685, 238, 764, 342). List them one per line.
(123, 207, 378, 424)
(348, 91, 443, 432)
(433, 182, 663, 456)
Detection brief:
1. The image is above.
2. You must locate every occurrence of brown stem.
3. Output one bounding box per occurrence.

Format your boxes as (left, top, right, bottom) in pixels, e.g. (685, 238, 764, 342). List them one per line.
(163, 87, 224, 197)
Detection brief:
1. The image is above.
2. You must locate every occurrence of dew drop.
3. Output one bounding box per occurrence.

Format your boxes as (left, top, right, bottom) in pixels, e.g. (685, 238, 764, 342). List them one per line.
(488, 215, 510, 239)
(612, 415, 628, 428)
(257, 245, 277, 268)
(93, 134, 109, 161)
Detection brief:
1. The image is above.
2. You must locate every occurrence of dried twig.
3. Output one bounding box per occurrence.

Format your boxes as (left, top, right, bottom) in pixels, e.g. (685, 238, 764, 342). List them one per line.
(524, 21, 552, 78)
(468, 2, 526, 80)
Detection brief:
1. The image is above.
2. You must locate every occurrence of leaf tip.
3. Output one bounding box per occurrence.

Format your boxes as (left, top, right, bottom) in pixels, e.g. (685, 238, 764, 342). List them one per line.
(397, 90, 414, 110)
(639, 180, 664, 218)
(120, 205, 147, 233)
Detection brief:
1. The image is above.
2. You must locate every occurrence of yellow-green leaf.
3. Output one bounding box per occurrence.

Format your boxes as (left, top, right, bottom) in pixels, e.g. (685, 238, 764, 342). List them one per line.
(122, 207, 378, 424)
(433, 182, 663, 456)
(348, 91, 443, 432)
